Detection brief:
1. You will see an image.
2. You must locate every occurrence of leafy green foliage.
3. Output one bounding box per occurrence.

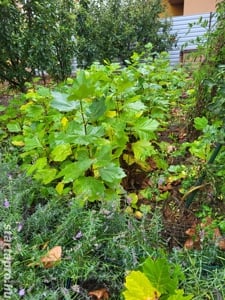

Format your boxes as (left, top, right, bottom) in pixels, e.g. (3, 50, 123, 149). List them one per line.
(0, 157, 165, 299)
(0, 50, 185, 205)
(0, 0, 76, 90)
(142, 257, 183, 295)
(184, 1, 225, 200)
(75, 0, 174, 67)
(123, 257, 193, 300)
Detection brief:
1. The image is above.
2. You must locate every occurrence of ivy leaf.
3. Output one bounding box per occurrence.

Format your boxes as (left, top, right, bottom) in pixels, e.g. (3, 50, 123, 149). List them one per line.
(50, 144, 72, 162)
(99, 163, 126, 183)
(73, 177, 105, 201)
(123, 271, 161, 300)
(51, 91, 79, 112)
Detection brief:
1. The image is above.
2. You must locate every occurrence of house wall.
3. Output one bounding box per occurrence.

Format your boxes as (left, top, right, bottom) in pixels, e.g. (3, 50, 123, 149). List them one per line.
(184, 0, 218, 15)
(162, 0, 183, 16)
(162, 0, 219, 16)
(168, 12, 216, 65)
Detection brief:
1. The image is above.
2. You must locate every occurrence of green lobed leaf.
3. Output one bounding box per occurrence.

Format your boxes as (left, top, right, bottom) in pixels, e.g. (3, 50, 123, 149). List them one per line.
(50, 143, 72, 162)
(24, 136, 43, 151)
(86, 97, 107, 121)
(133, 118, 159, 140)
(142, 258, 182, 295)
(23, 104, 45, 119)
(68, 70, 96, 100)
(33, 168, 57, 184)
(194, 117, 208, 131)
(124, 100, 146, 111)
(73, 177, 105, 201)
(27, 157, 48, 175)
(7, 122, 21, 132)
(99, 163, 126, 183)
(57, 159, 93, 183)
(132, 141, 156, 161)
(51, 91, 80, 112)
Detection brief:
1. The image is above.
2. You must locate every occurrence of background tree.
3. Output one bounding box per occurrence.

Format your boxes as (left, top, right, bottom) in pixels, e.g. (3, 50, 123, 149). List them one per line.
(75, 0, 174, 67)
(0, 1, 32, 91)
(23, 0, 77, 83)
(0, 0, 77, 90)
(187, 0, 225, 138)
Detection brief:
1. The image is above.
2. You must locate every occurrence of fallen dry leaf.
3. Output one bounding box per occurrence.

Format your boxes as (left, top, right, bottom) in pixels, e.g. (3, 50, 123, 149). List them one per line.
(88, 288, 109, 300)
(185, 226, 197, 237)
(184, 238, 194, 250)
(217, 237, 225, 251)
(213, 227, 222, 239)
(41, 245, 62, 268)
(0, 237, 4, 250)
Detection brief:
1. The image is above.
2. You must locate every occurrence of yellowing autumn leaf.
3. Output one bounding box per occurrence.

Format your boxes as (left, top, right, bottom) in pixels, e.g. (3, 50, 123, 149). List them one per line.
(123, 153, 136, 166)
(20, 101, 34, 111)
(41, 246, 62, 268)
(123, 271, 161, 300)
(55, 182, 64, 195)
(11, 140, 25, 147)
(105, 110, 117, 118)
(61, 117, 69, 129)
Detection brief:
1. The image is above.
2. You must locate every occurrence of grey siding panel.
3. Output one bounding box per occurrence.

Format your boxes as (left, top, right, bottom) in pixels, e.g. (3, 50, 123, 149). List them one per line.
(168, 12, 216, 65)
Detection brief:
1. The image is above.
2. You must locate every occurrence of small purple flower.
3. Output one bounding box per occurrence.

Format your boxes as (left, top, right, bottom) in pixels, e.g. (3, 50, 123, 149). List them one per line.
(17, 223, 24, 232)
(3, 199, 10, 208)
(7, 173, 13, 180)
(158, 177, 165, 185)
(18, 289, 25, 297)
(73, 231, 83, 240)
(126, 197, 132, 205)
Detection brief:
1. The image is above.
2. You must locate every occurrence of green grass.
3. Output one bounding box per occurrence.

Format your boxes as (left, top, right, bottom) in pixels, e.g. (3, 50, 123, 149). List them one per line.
(0, 156, 225, 299)
(0, 157, 163, 299)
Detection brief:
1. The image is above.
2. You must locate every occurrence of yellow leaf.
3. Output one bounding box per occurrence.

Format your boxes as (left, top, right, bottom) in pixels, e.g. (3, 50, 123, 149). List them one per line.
(134, 211, 143, 220)
(123, 271, 161, 300)
(135, 112, 143, 118)
(20, 101, 33, 111)
(123, 153, 135, 166)
(105, 110, 117, 118)
(61, 117, 69, 130)
(125, 206, 133, 215)
(41, 246, 62, 268)
(56, 182, 64, 195)
(11, 140, 25, 147)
